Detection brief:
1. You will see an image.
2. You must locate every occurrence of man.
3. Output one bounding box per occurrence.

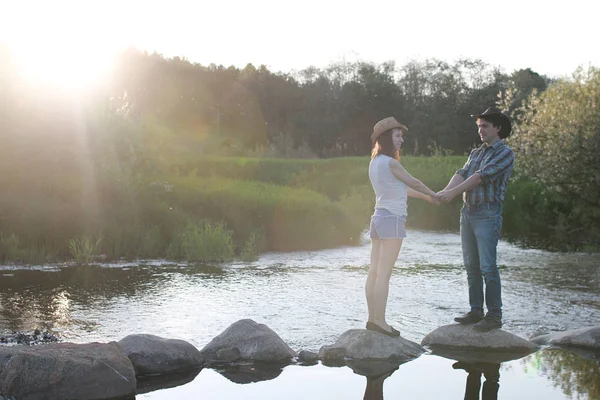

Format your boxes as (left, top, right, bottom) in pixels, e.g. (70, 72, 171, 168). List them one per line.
(438, 107, 515, 332)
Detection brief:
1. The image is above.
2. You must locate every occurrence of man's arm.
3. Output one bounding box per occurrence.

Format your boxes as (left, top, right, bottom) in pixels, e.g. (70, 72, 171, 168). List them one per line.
(443, 174, 465, 191)
(478, 148, 515, 184)
(439, 147, 514, 202)
(442, 149, 474, 192)
(439, 173, 482, 203)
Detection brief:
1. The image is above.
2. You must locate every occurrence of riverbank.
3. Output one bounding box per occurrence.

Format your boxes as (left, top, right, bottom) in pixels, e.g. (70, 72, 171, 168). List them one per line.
(3, 155, 596, 267)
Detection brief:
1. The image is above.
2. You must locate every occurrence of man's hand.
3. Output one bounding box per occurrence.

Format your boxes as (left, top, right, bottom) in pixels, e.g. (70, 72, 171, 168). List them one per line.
(437, 190, 455, 203)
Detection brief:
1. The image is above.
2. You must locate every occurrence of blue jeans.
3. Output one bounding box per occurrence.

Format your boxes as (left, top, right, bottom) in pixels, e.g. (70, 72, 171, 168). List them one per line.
(460, 203, 503, 319)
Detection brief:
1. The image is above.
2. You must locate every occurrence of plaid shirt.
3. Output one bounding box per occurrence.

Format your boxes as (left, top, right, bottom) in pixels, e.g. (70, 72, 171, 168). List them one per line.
(456, 139, 514, 205)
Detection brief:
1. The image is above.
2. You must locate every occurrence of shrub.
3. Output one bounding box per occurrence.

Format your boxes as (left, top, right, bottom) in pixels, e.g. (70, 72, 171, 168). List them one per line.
(169, 221, 235, 262)
(68, 235, 103, 265)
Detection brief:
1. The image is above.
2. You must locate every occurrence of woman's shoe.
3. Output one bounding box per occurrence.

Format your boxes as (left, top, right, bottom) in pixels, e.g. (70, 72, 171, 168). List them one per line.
(366, 322, 401, 337)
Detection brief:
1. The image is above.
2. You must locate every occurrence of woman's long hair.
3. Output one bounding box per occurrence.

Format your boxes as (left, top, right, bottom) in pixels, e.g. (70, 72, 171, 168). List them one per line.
(371, 129, 400, 161)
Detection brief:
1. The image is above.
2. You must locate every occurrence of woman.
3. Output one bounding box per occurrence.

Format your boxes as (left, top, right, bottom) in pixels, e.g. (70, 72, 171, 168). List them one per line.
(366, 117, 439, 336)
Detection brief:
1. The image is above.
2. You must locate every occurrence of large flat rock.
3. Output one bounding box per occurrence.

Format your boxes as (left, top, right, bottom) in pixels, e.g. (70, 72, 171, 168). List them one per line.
(118, 334, 204, 376)
(0, 342, 136, 400)
(199, 319, 296, 365)
(421, 324, 537, 352)
(319, 329, 425, 362)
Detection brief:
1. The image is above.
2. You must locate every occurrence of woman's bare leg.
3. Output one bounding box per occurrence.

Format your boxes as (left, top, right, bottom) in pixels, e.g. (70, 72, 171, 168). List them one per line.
(371, 238, 402, 331)
(366, 239, 381, 322)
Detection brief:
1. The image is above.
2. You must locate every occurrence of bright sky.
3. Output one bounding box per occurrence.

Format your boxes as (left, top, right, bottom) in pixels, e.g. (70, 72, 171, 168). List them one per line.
(1, 0, 598, 89)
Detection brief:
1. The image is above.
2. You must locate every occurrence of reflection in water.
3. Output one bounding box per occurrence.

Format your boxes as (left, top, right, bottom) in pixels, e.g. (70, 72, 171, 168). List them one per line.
(0, 265, 188, 335)
(214, 362, 284, 384)
(0, 287, 72, 332)
(452, 361, 500, 400)
(362, 366, 398, 400)
(523, 349, 600, 400)
(50, 290, 71, 326)
(136, 368, 202, 395)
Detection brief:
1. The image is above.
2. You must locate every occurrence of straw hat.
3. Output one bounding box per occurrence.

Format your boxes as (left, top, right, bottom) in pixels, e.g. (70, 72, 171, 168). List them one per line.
(371, 117, 408, 143)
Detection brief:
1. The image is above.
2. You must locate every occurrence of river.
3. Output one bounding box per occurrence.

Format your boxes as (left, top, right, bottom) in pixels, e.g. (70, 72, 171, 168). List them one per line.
(1, 230, 599, 399)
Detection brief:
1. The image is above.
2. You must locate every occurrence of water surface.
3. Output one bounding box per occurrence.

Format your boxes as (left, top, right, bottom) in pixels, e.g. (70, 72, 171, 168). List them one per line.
(1, 230, 599, 399)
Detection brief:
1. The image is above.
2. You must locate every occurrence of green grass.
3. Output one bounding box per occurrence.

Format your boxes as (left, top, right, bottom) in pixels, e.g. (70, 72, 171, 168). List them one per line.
(167, 221, 235, 262)
(0, 154, 595, 265)
(68, 235, 103, 266)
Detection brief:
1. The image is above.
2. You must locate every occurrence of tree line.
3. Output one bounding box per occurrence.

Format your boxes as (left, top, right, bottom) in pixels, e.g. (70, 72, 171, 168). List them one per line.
(1, 45, 598, 252)
(105, 49, 548, 157)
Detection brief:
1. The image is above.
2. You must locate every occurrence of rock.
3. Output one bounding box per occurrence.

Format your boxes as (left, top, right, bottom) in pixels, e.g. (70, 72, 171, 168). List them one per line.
(0, 342, 136, 400)
(530, 334, 552, 345)
(216, 348, 241, 363)
(318, 329, 425, 362)
(422, 325, 537, 363)
(318, 346, 346, 365)
(297, 350, 319, 364)
(118, 334, 204, 376)
(199, 319, 297, 365)
(527, 326, 550, 340)
(421, 324, 537, 352)
(530, 326, 600, 350)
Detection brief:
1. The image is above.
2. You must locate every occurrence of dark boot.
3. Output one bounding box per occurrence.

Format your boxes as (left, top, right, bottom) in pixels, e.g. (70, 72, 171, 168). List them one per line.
(454, 311, 484, 324)
(473, 315, 502, 332)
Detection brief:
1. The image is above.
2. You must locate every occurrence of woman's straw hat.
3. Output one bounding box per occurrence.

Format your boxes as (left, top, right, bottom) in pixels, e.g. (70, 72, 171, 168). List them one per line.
(371, 117, 408, 143)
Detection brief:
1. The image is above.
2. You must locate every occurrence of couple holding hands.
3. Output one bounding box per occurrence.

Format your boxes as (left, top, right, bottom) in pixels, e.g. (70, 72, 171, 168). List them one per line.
(366, 107, 514, 337)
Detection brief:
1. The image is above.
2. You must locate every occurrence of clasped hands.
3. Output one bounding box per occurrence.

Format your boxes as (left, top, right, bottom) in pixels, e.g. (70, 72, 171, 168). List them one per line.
(425, 189, 456, 205)
(434, 189, 455, 204)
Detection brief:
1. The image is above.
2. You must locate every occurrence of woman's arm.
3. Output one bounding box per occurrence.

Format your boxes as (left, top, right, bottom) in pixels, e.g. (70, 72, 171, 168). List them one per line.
(407, 188, 440, 205)
(389, 159, 437, 197)
(407, 187, 428, 199)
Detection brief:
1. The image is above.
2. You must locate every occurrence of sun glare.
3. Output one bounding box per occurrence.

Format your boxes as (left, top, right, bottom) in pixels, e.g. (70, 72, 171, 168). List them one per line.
(12, 40, 115, 92)
(4, 1, 119, 92)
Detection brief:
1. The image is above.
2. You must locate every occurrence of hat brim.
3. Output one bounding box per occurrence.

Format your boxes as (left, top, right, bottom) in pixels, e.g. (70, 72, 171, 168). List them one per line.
(471, 112, 510, 123)
(371, 123, 408, 143)
(471, 113, 512, 136)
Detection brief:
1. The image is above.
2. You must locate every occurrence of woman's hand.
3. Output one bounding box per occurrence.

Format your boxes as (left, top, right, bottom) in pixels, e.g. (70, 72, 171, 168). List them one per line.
(427, 195, 441, 205)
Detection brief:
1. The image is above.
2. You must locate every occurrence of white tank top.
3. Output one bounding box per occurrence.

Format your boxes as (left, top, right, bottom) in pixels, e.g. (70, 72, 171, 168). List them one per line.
(369, 154, 407, 216)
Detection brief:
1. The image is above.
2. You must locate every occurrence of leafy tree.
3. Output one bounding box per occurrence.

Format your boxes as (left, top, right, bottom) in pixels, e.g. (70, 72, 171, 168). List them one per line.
(399, 59, 510, 155)
(505, 67, 600, 249)
(507, 68, 548, 115)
